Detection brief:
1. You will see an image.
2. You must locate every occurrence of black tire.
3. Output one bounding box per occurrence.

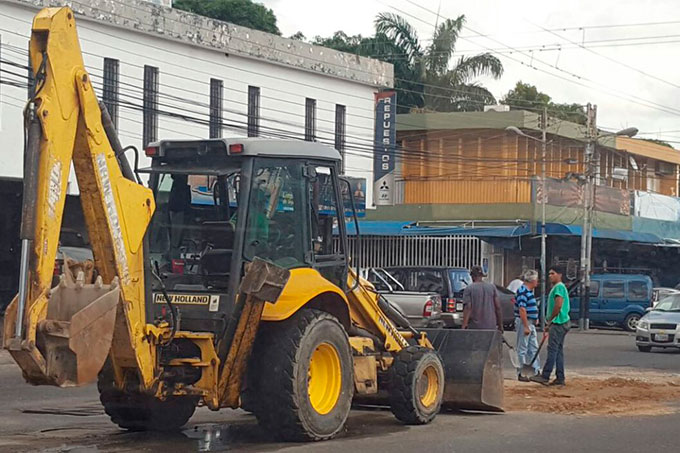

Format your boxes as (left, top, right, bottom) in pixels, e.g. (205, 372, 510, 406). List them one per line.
(624, 313, 641, 332)
(388, 345, 444, 425)
(637, 345, 652, 353)
(250, 309, 354, 441)
(97, 363, 197, 431)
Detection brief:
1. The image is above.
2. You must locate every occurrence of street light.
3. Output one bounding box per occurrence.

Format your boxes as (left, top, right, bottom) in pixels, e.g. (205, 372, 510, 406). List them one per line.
(608, 127, 639, 138)
(506, 122, 552, 330)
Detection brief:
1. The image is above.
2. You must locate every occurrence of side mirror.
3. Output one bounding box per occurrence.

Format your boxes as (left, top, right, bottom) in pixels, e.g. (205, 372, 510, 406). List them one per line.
(645, 307, 653, 312)
(303, 165, 317, 180)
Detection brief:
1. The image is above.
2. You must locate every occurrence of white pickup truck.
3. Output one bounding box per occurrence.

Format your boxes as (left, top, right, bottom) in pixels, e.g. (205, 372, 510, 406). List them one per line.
(364, 268, 444, 329)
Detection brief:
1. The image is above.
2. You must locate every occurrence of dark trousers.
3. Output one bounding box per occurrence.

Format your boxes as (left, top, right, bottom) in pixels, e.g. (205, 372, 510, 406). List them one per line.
(541, 322, 569, 381)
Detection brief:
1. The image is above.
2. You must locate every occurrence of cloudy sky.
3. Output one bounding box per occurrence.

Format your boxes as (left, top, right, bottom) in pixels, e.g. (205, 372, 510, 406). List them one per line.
(262, 0, 680, 147)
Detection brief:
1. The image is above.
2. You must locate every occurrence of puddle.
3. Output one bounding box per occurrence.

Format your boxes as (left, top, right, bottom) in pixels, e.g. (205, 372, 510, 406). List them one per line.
(6, 410, 410, 452)
(182, 422, 277, 452)
(179, 411, 407, 451)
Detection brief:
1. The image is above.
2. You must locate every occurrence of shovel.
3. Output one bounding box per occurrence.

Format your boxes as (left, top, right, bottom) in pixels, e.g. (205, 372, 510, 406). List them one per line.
(501, 336, 520, 368)
(520, 330, 548, 378)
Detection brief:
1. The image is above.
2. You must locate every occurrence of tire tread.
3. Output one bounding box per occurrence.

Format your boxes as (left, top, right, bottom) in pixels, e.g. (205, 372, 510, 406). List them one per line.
(251, 309, 352, 442)
(388, 345, 443, 425)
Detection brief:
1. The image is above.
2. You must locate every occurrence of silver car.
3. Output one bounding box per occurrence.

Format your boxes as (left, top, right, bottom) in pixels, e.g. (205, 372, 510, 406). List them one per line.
(652, 287, 680, 307)
(636, 294, 680, 352)
(364, 268, 443, 328)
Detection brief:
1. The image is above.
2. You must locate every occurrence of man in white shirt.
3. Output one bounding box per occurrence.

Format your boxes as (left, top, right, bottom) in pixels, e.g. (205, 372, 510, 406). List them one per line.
(507, 275, 524, 294)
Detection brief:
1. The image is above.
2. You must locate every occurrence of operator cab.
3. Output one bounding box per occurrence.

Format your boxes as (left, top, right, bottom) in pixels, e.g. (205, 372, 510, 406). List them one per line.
(139, 138, 354, 334)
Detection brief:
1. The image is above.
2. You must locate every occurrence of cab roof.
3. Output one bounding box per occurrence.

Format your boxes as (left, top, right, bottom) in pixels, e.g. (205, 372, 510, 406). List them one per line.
(151, 137, 342, 162)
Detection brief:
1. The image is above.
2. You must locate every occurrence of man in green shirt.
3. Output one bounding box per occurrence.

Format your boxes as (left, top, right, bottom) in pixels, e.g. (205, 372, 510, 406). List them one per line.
(531, 265, 571, 386)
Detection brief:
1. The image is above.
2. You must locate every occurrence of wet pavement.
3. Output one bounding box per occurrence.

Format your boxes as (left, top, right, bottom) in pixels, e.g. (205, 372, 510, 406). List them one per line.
(2, 328, 680, 452)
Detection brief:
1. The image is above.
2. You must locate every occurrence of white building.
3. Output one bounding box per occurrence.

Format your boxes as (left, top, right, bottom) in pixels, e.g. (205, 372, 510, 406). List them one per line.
(0, 0, 393, 205)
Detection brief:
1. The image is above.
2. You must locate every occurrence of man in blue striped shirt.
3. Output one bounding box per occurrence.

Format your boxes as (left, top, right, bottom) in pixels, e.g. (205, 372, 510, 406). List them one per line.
(515, 270, 541, 381)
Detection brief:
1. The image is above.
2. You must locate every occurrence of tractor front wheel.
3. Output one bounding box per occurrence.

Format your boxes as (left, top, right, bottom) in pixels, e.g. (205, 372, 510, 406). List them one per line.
(388, 345, 444, 425)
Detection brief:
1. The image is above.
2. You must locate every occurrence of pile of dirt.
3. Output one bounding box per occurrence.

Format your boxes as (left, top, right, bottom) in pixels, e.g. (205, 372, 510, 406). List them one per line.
(505, 375, 680, 416)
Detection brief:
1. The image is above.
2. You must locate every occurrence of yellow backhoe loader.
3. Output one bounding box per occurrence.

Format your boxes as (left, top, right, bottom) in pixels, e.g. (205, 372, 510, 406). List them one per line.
(3, 7, 503, 441)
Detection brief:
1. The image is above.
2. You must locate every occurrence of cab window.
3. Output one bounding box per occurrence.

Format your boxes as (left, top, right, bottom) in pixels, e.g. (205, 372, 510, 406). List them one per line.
(244, 159, 307, 268)
(309, 166, 340, 259)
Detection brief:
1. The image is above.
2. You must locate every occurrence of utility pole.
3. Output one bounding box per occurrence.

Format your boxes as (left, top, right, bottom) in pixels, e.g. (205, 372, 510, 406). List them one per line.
(540, 107, 548, 331)
(579, 103, 597, 331)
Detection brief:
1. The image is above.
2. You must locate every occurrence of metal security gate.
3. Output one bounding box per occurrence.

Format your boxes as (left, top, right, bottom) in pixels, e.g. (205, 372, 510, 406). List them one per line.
(341, 235, 482, 269)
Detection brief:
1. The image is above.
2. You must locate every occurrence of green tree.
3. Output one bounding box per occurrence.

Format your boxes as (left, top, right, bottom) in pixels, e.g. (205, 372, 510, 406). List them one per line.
(289, 31, 306, 41)
(311, 31, 424, 110)
(374, 13, 503, 113)
(501, 81, 586, 125)
(174, 0, 281, 35)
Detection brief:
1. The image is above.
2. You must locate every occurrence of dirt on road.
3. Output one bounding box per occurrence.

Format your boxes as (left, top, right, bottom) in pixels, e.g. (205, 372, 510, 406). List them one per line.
(505, 372, 680, 416)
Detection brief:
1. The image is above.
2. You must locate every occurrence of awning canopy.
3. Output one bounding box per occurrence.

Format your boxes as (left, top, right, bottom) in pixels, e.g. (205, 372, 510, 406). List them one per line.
(345, 220, 664, 244)
(344, 221, 530, 237)
(544, 224, 662, 244)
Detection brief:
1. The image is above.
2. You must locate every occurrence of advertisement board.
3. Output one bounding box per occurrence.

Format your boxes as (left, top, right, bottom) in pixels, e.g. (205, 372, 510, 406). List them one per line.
(373, 91, 397, 206)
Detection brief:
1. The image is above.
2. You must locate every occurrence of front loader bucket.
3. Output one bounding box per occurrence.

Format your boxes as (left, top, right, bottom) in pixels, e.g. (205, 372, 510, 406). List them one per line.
(422, 328, 504, 412)
(36, 273, 120, 387)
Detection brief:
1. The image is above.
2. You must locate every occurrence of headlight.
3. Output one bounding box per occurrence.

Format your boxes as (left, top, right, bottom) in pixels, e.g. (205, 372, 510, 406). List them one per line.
(637, 320, 649, 330)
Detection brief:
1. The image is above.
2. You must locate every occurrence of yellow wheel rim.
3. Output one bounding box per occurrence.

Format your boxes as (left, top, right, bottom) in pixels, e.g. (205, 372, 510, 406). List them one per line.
(308, 342, 342, 415)
(418, 365, 440, 408)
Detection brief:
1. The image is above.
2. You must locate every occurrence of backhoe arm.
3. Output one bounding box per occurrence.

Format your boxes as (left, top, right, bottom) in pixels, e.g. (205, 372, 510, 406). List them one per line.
(2, 7, 157, 387)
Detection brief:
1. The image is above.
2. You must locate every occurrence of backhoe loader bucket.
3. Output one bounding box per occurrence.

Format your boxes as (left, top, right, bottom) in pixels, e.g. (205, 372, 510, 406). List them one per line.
(36, 272, 120, 387)
(423, 328, 504, 412)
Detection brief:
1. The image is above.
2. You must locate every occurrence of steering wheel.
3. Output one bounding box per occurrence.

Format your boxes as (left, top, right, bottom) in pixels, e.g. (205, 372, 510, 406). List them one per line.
(179, 238, 201, 270)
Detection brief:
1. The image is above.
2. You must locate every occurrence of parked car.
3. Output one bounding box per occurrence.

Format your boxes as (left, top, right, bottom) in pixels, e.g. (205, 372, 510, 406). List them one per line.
(652, 287, 680, 307)
(636, 293, 680, 352)
(383, 266, 515, 329)
(568, 274, 653, 331)
(365, 268, 444, 328)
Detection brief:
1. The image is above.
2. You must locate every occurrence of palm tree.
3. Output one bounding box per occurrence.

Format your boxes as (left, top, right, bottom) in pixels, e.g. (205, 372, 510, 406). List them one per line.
(374, 12, 503, 113)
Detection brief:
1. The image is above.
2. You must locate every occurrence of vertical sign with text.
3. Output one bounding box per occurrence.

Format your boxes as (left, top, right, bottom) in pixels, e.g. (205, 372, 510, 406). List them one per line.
(373, 91, 396, 205)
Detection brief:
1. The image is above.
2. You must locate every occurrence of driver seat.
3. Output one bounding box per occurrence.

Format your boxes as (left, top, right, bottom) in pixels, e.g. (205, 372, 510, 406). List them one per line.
(199, 221, 234, 277)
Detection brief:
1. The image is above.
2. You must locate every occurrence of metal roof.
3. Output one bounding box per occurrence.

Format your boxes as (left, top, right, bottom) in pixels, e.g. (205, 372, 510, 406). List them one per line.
(397, 110, 679, 164)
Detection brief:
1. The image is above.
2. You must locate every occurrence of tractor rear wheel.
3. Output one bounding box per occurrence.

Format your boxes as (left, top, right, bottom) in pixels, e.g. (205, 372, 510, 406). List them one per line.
(388, 345, 444, 425)
(97, 363, 197, 431)
(250, 309, 353, 441)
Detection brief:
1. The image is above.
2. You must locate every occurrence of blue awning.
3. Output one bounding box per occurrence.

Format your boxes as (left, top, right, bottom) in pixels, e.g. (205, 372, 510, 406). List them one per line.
(344, 221, 530, 237)
(344, 220, 664, 244)
(344, 221, 412, 236)
(544, 224, 662, 243)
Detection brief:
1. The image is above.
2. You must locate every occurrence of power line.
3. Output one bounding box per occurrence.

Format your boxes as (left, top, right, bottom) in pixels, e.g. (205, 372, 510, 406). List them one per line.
(530, 21, 680, 90)
(544, 19, 680, 32)
(0, 22, 568, 134)
(3, 81, 678, 184)
(0, 78, 580, 180)
(387, 0, 680, 118)
(366, 34, 680, 60)
(6, 50, 672, 159)
(9, 1, 679, 126)
(0, 11, 600, 120)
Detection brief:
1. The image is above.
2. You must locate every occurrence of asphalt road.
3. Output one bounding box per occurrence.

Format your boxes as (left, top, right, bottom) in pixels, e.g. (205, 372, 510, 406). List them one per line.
(1, 328, 679, 452)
